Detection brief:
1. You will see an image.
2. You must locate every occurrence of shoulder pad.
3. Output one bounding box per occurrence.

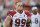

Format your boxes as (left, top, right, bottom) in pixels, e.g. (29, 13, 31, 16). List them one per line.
(7, 10, 16, 17)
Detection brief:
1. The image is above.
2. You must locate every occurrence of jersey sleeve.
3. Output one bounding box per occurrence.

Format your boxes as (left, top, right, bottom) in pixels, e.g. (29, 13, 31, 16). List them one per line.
(7, 10, 16, 17)
(7, 10, 16, 27)
(25, 11, 31, 17)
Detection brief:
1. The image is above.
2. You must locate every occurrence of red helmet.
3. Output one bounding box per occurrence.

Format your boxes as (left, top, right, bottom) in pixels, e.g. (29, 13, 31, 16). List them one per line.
(24, 3, 29, 6)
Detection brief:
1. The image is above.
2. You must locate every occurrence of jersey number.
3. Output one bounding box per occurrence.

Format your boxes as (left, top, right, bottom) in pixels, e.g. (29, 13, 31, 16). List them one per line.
(35, 18, 38, 24)
(15, 19, 26, 27)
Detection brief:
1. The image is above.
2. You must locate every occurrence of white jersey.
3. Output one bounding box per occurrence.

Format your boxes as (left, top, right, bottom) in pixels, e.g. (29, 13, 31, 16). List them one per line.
(37, 13, 40, 20)
(31, 13, 39, 27)
(12, 11, 27, 27)
(37, 13, 40, 27)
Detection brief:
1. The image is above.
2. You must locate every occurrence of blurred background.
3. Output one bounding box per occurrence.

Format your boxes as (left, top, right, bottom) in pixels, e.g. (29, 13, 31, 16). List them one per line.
(0, 0, 40, 27)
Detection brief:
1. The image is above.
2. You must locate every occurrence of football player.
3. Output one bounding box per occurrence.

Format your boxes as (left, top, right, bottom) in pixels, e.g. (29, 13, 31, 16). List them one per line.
(37, 6, 40, 27)
(30, 7, 39, 27)
(4, 1, 31, 27)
